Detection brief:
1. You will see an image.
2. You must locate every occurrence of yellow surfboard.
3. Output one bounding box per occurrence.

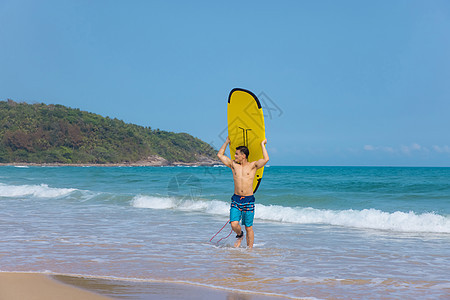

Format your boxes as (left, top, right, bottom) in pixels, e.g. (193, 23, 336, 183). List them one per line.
(227, 88, 266, 193)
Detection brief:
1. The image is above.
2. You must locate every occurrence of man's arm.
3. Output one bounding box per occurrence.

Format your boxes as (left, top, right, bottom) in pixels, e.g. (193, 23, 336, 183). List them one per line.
(217, 136, 233, 168)
(255, 139, 269, 169)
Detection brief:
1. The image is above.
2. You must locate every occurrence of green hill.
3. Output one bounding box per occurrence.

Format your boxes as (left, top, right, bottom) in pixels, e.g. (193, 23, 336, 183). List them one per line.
(0, 99, 217, 165)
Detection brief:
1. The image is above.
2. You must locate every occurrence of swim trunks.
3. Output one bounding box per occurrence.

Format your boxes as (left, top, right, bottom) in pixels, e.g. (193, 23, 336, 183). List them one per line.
(230, 194, 255, 227)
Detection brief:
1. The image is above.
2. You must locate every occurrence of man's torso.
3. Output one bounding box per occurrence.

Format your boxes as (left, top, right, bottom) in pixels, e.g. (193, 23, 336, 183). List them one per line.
(231, 161, 256, 196)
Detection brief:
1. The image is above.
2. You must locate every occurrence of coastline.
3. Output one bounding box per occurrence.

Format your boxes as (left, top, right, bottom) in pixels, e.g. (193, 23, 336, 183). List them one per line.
(0, 272, 290, 300)
(0, 155, 221, 167)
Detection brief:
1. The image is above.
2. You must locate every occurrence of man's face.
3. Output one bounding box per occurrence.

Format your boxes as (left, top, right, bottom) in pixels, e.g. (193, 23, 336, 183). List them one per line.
(234, 150, 246, 163)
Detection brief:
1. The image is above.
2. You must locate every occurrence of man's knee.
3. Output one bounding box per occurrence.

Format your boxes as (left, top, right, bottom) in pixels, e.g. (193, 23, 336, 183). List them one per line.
(245, 226, 253, 232)
(230, 221, 240, 231)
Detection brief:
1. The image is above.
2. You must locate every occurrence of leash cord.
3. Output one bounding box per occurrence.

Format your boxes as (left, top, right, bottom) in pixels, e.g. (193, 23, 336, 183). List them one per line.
(209, 220, 232, 243)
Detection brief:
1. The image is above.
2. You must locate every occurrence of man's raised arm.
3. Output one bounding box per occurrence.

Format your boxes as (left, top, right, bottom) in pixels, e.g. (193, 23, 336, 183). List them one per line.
(217, 136, 233, 168)
(255, 139, 269, 169)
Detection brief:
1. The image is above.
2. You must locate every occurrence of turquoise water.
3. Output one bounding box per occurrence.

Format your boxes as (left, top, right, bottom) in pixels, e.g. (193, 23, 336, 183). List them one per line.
(1, 166, 449, 299)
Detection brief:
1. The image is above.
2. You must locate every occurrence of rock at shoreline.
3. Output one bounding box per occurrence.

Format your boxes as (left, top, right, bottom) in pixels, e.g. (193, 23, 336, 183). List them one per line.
(0, 154, 222, 167)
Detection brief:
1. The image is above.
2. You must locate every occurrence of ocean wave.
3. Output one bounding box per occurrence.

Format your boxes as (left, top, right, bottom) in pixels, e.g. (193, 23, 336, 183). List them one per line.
(132, 195, 177, 209)
(131, 195, 229, 215)
(256, 205, 450, 233)
(131, 195, 450, 233)
(0, 183, 77, 198)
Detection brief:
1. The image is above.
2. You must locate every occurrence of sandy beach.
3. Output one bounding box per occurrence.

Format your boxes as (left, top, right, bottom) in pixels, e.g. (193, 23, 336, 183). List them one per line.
(0, 272, 110, 300)
(0, 272, 287, 300)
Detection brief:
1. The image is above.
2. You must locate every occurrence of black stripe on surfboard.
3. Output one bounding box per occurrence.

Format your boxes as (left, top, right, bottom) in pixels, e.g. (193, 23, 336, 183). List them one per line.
(228, 88, 262, 109)
(253, 178, 262, 193)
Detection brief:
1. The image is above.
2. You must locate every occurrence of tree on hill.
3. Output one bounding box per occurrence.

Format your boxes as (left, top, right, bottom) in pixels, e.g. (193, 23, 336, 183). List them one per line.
(0, 100, 217, 164)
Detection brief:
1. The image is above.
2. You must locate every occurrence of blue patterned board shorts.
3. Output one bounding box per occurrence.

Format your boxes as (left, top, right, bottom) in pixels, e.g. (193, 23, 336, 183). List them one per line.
(230, 194, 255, 227)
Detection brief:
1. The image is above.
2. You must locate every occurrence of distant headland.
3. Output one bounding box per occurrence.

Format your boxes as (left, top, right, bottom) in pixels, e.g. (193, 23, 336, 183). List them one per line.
(0, 99, 219, 166)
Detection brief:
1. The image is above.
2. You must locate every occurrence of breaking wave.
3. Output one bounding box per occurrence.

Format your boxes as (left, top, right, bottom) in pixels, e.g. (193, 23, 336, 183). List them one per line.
(0, 183, 77, 198)
(131, 195, 450, 234)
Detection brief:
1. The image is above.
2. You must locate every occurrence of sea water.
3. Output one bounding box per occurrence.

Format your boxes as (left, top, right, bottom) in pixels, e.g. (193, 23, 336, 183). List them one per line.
(0, 166, 449, 299)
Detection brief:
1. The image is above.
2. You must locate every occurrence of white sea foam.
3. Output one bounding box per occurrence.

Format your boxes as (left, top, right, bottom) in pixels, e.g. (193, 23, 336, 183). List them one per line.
(131, 195, 229, 215)
(0, 183, 77, 198)
(256, 205, 450, 233)
(131, 196, 450, 233)
(132, 195, 177, 209)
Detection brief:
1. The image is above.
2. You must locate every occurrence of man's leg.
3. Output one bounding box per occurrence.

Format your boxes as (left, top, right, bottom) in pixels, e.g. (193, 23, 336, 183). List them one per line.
(230, 204, 244, 248)
(241, 208, 254, 249)
(245, 226, 254, 249)
(230, 221, 243, 247)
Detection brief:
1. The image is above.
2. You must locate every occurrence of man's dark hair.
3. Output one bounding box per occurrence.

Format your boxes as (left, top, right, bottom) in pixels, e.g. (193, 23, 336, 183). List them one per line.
(236, 146, 249, 159)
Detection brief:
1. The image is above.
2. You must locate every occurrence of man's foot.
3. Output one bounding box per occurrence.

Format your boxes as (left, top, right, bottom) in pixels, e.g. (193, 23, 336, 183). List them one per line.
(234, 231, 244, 247)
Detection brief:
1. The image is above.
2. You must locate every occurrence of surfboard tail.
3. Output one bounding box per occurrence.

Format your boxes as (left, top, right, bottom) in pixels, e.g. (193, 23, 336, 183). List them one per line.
(253, 178, 262, 193)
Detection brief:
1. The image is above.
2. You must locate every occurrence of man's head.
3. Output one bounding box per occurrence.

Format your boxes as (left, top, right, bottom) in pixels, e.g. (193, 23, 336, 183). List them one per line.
(235, 146, 249, 163)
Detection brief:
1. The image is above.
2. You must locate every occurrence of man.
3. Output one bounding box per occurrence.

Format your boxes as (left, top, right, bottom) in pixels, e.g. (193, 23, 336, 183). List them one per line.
(217, 136, 269, 248)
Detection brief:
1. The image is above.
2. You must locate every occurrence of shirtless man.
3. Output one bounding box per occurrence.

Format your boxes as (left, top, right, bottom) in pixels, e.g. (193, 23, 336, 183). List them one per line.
(217, 136, 269, 248)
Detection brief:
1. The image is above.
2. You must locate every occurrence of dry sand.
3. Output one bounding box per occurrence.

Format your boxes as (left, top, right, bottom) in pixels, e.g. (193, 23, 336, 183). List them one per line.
(0, 272, 110, 300)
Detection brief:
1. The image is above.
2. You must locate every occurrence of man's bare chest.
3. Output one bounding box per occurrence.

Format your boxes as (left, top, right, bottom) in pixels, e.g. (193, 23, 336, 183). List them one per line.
(232, 165, 255, 179)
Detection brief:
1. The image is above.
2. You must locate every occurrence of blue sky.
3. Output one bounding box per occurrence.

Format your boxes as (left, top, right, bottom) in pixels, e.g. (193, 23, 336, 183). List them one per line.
(1, 0, 449, 166)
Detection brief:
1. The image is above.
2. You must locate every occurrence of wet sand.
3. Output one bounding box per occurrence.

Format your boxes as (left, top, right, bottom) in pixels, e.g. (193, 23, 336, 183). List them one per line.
(0, 272, 289, 300)
(55, 274, 290, 300)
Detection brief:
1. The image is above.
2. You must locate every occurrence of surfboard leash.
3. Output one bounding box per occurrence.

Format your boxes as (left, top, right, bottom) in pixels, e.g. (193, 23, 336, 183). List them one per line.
(209, 220, 233, 243)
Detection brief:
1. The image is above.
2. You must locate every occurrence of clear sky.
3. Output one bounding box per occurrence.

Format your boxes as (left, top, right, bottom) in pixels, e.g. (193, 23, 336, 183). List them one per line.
(1, 0, 449, 166)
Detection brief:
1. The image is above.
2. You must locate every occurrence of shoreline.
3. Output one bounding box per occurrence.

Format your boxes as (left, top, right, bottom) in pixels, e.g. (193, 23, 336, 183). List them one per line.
(0, 161, 222, 168)
(0, 154, 221, 167)
(0, 272, 110, 300)
(0, 272, 290, 300)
